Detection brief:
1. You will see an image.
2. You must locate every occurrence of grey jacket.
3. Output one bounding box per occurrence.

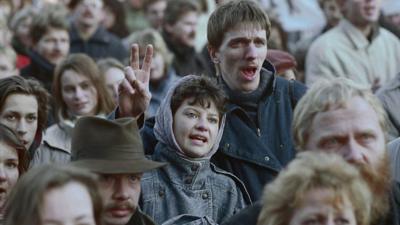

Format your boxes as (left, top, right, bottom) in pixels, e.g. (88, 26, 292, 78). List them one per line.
(30, 122, 72, 167)
(140, 144, 250, 224)
(140, 75, 250, 224)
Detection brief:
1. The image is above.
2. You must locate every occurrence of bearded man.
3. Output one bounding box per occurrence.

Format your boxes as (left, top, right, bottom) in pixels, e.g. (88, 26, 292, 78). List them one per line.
(222, 77, 399, 225)
(292, 77, 398, 225)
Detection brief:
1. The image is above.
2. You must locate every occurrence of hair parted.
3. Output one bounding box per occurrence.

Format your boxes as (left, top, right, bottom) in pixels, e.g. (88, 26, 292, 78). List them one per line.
(0, 124, 29, 174)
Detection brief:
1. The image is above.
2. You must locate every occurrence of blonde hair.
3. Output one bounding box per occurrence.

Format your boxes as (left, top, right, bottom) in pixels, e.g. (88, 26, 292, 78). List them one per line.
(257, 151, 372, 225)
(292, 77, 388, 150)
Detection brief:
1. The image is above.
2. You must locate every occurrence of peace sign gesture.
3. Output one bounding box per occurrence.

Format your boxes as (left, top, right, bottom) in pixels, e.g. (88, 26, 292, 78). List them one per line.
(118, 44, 153, 118)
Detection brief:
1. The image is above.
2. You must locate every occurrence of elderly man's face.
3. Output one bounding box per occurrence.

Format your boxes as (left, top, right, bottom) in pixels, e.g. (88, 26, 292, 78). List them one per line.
(304, 96, 389, 223)
(98, 173, 142, 225)
(305, 96, 385, 167)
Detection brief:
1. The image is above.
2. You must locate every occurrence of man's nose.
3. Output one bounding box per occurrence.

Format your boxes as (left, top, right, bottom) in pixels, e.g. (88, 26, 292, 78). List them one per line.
(245, 44, 257, 60)
(343, 139, 366, 164)
(112, 178, 131, 200)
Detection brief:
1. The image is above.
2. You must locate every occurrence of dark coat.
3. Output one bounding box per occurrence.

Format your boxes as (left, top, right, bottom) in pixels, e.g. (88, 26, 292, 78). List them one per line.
(21, 50, 55, 93)
(69, 24, 128, 62)
(141, 61, 307, 201)
(162, 31, 211, 77)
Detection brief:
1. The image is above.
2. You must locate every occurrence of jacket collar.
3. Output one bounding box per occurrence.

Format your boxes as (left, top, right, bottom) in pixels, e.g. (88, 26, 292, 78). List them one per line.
(154, 144, 212, 187)
(339, 19, 380, 50)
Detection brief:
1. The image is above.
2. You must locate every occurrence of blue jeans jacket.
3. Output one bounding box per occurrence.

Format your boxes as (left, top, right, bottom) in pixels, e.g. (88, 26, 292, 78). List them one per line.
(140, 143, 250, 225)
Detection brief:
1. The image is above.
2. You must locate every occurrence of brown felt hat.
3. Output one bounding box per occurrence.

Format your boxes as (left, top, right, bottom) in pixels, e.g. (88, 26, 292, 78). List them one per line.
(70, 117, 166, 174)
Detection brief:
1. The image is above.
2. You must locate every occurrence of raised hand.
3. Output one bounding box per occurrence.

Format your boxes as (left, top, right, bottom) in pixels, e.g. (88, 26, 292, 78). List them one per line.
(118, 44, 153, 118)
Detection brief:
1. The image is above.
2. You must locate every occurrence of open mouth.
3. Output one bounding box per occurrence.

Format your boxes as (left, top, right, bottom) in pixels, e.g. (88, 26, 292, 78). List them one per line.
(189, 134, 207, 144)
(240, 66, 257, 81)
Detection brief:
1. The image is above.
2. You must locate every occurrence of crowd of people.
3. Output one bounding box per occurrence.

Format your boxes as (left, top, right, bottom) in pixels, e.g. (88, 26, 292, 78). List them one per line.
(0, 0, 399, 224)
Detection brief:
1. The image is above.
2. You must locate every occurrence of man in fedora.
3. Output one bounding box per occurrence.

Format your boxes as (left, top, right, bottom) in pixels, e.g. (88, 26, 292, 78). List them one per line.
(70, 116, 166, 225)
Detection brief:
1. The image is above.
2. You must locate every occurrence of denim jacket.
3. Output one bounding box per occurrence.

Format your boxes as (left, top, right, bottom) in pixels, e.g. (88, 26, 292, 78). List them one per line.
(140, 143, 250, 225)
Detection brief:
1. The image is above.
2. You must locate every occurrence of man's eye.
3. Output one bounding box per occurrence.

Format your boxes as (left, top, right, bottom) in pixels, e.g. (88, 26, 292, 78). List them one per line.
(128, 174, 142, 183)
(320, 138, 340, 149)
(26, 115, 37, 122)
(5, 114, 16, 121)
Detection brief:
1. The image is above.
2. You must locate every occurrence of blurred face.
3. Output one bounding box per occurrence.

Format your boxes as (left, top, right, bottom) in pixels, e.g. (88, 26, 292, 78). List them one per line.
(289, 188, 357, 225)
(15, 16, 32, 47)
(102, 6, 116, 29)
(75, 0, 104, 28)
(149, 53, 166, 82)
(322, 0, 342, 27)
(0, 142, 19, 212)
(145, 0, 167, 30)
(41, 182, 96, 225)
(340, 0, 382, 28)
(104, 67, 124, 104)
(0, 94, 38, 150)
(61, 69, 98, 117)
(0, 55, 17, 79)
(209, 23, 267, 93)
(98, 173, 142, 225)
(165, 11, 198, 47)
(173, 98, 220, 158)
(34, 28, 70, 66)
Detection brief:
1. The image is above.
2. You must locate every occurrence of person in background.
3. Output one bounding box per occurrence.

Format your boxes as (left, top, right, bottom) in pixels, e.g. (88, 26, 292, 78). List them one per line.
(20, 7, 70, 92)
(4, 165, 102, 225)
(102, 0, 129, 38)
(0, 124, 29, 221)
(266, 49, 297, 81)
(69, 0, 127, 62)
(0, 46, 18, 79)
(0, 76, 50, 158)
(161, 0, 209, 76)
(306, 0, 400, 90)
(126, 28, 178, 118)
(143, 0, 167, 31)
(31, 54, 114, 166)
(9, 6, 36, 69)
(97, 58, 126, 107)
(257, 152, 372, 225)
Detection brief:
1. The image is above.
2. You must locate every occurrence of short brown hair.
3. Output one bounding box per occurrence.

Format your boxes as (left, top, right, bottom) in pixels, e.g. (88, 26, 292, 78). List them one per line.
(163, 0, 199, 26)
(0, 124, 29, 174)
(53, 54, 115, 120)
(207, 0, 271, 50)
(29, 6, 69, 44)
(0, 76, 50, 135)
(171, 76, 226, 118)
(257, 152, 372, 225)
(5, 165, 103, 225)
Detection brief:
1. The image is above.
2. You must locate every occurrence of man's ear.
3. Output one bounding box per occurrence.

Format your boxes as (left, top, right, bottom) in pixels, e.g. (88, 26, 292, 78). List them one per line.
(207, 44, 220, 64)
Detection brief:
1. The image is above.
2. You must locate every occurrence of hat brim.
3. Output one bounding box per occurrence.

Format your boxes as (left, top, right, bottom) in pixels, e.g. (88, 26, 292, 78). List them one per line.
(70, 158, 166, 174)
